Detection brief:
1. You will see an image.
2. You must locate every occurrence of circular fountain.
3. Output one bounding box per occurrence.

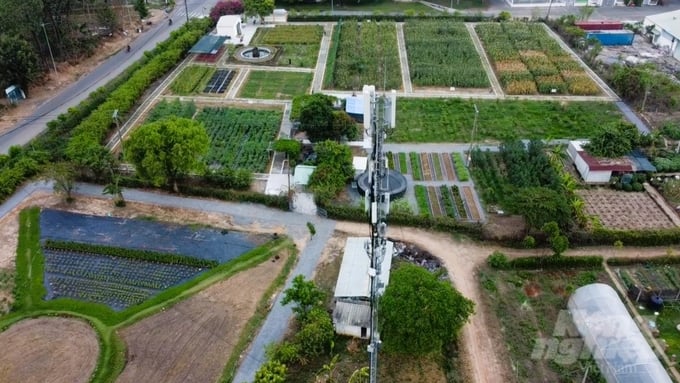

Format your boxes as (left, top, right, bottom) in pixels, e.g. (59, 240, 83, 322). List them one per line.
(235, 46, 276, 63)
(356, 170, 408, 200)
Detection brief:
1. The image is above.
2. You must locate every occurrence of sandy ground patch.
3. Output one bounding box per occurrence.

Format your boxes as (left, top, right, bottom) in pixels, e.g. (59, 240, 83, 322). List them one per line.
(116, 248, 290, 383)
(0, 317, 99, 383)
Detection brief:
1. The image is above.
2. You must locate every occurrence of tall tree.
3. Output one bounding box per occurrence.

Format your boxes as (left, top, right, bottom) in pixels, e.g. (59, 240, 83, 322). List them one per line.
(124, 117, 209, 191)
(0, 34, 40, 93)
(505, 186, 572, 231)
(379, 264, 475, 355)
(281, 275, 326, 321)
(243, 0, 274, 22)
(134, 0, 149, 19)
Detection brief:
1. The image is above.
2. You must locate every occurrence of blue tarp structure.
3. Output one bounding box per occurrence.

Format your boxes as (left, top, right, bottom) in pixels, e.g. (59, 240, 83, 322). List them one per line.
(628, 149, 656, 173)
(189, 35, 227, 54)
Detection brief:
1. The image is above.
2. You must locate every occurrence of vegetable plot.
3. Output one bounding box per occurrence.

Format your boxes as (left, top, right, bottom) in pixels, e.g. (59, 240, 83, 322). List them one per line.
(170, 66, 215, 95)
(475, 22, 599, 95)
(43, 248, 207, 311)
(404, 21, 488, 88)
(196, 107, 282, 172)
(145, 99, 197, 123)
(331, 20, 402, 90)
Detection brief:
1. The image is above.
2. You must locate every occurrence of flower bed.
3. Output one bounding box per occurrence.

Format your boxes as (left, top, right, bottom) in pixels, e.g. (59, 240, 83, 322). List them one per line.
(475, 22, 599, 95)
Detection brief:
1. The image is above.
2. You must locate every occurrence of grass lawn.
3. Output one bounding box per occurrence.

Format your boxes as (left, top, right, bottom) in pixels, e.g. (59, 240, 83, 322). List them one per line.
(391, 98, 623, 142)
(250, 25, 322, 68)
(239, 71, 312, 99)
(284, 0, 441, 14)
(479, 266, 610, 382)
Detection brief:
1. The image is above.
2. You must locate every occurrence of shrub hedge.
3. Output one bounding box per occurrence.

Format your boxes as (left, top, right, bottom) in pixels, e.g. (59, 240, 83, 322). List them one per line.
(177, 185, 289, 210)
(287, 14, 494, 23)
(570, 228, 680, 247)
(43, 239, 218, 268)
(487, 251, 603, 270)
(607, 256, 680, 267)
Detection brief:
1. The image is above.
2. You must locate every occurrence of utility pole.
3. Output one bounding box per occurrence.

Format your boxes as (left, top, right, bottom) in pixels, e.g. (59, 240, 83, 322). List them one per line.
(41, 23, 58, 75)
(545, 0, 554, 21)
(112, 109, 124, 158)
(365, 89, 392, 383)
(466, 104, 479, 166)
(184, 0, 190, 23)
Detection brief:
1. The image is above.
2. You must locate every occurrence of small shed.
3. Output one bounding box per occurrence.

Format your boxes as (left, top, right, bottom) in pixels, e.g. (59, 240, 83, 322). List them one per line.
(4, 85, 25, 105)
(188, 35, 227, 54)
(216, 15, 242, 38)
(568, 284, 672, 383)
(333, 237, 393, 339)
(567, 140, 655, 184)
(352, 156, 367, 176)
(293, 165, 316, 186)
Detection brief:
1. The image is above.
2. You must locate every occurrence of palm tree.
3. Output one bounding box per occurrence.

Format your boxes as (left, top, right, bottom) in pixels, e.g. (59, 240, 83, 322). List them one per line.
(103, 171, 125, 207)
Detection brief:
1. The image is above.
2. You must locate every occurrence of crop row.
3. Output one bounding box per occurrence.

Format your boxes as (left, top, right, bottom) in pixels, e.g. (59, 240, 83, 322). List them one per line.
(170, 66, 214, 94)
(414, 185, 472, 220)
(196, 107, 282, 172)
(475, 22, 599, 95)
(393, 152, 469, 181)
(404, 21, 488, 88)
(46, 275, 152, 311)
(43, 249, 203, 290)
(44, 239, 217, 268)
(331, 20, 402, 90)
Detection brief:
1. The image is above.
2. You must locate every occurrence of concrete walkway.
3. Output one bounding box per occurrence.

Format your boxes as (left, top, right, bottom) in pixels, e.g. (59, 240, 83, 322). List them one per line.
(395, 23, 414, 93)
(0, 181, 335, 383)
(465, 23, 503, 97)
(312, 23, 335, 93)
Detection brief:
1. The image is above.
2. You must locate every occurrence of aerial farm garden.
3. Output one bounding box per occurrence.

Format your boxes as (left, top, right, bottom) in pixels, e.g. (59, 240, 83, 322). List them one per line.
(250, 24, 323, 68)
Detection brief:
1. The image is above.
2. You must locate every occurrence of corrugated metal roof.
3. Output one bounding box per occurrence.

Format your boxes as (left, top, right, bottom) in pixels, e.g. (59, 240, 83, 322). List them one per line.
(333, 300, 371, 327)
(189, 35, 227, 54)
(333, 237, 393, 298)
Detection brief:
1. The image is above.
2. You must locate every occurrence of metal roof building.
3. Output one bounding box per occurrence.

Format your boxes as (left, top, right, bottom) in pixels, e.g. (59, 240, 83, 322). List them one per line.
(333, 237, 393, 338)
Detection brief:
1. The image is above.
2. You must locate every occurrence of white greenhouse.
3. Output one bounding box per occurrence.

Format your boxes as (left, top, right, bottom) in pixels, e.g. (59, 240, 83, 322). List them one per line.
(568, 283, 672, 383)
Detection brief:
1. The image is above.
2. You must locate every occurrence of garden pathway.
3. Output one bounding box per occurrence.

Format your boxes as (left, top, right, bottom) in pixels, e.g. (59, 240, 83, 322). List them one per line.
(395, 23, 414, 93)
(312, 23, 335, 93)
(465, 23, 503, 97)
(226, 69, 250, 99)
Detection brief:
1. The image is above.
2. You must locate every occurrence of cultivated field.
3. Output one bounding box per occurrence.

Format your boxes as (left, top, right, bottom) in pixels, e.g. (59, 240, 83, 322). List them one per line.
(117, 248, 291, 383)
(251, 25, 323, 68)
(0, 317, 99, 383)
(239, 71, 313, 99)
(579, 188, 677, 230)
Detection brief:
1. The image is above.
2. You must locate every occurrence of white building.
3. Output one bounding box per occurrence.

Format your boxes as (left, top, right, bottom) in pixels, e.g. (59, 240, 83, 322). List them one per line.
(216, 15, 242, 39)
(644, 10, 680, 61)
(332, 237, 393, 339)
(264, 9, 288, 23)
(567, 140, 655, 184)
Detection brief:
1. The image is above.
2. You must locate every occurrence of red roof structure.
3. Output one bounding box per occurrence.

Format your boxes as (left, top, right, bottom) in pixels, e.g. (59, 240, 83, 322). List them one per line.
(577, 150, 633, 172)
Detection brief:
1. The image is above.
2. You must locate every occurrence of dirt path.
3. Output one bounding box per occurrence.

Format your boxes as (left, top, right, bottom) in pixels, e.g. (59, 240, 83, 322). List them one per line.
(0, 317, 99, 383)
(335, 221, 508, 383)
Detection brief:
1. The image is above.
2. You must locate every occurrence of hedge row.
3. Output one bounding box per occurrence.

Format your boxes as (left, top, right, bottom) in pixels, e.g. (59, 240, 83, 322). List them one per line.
(287, 14, 494, 23)
(607, 256, 680, 267)
(43, 239, 218, 268)
(570, 228, 680, 247)
(177, 185, 289, 210)
(320, 203, 483, 238)
(488, 251, 603, 270)
(0, 19, 212, 205)
(66, 18, 212, 170)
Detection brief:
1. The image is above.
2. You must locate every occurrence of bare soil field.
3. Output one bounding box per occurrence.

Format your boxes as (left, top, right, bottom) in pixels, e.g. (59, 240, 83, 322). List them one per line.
(579, 188, 677, 230)
(0, 317, 99, 383)
(116, 247, 290, 383)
